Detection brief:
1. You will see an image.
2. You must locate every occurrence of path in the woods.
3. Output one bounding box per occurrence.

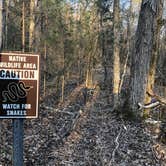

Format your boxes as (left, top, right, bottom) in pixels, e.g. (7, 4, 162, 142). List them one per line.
(0, 85, 165, 165)
(44, 88, 165, 166)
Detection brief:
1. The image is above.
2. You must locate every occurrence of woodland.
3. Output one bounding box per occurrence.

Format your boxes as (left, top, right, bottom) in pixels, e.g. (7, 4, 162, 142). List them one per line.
(0, 0, 166, 165)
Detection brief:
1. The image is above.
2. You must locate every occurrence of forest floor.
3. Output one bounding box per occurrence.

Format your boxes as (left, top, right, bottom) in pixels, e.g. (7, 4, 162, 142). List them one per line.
(0, 84, 166, 166)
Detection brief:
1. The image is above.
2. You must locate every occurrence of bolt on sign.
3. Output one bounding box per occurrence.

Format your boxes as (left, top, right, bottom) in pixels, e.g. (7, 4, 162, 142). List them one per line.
(0, 53, 40, 118)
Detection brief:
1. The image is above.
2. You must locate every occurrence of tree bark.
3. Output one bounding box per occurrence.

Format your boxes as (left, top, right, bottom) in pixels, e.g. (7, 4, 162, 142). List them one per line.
(0, 0, 3, 140)
(129, 0, 160, 116)
(85, 64, 93, 88)
(144, 0, 164, 117)
(43, 42, 47, 97)
(29, 0, 35, 51)
(0, 0, 3, 50)
(4, 0, 9, 49)
(22, 0, 25, 52)
(113, 0, 120, 108)
(119, 0, 132, 94)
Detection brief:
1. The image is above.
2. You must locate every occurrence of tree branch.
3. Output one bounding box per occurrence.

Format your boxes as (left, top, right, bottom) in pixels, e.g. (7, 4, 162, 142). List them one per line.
(147, 90, 166, 105)
(138, 101, 160, 110)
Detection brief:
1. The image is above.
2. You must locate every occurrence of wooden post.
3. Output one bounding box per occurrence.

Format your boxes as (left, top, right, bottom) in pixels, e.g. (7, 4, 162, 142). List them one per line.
(12, 1, 25, 165)
(13, 119, 24, 166)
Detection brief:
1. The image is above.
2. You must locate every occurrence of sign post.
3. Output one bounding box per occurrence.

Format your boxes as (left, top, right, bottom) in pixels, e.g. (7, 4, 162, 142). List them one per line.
(13, 119, 24, 166)
(0, 52, 40, 165)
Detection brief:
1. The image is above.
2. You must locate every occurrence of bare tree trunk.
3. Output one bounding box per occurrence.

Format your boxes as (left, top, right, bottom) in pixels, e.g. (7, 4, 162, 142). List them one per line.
(61, 32, 65, 103)
(144, 0, 164, 117)
(85, 36, 98, 89)
(99, 2, 113, 92)
(61, 75, 65, 102)
(0, 0, 3, 50)
(85, 66, 93, 88)
(113, 0, 120, 108)
(34, 0, 41, 53)
(43, 10, 48, 97)
(4, 0, 9, 49)
(85, 54, 93, 88)
(129, 0, 161, 117)
(43, 42, 47, 97)
(99, 7, 111, 104)
(0, 0, 3, 138)
(99, 13, 106, 84)
(22, 0, 25, 52)
(29, 0, 35, 51)
(119, 0, 132, 94)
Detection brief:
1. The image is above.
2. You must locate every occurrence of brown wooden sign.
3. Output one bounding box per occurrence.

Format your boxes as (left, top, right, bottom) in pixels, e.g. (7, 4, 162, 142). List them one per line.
(0, 52, 40, 118)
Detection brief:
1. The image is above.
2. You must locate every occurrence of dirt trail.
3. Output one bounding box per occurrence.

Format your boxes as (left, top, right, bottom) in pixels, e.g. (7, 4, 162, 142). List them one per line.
(0, 86, 165, 166)
(45, 88, 165, 166)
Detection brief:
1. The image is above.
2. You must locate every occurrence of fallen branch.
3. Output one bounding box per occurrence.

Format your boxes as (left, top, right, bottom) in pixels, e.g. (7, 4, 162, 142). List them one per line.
(138, 89, 166, 110)
(145, 118, 161, 124)
(147, 90, 166, 105)
(138, 101, 160, 110)
(40, 105, 75, 116)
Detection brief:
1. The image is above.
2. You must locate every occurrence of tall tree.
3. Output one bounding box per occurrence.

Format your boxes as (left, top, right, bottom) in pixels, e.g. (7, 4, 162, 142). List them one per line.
(29, 0, 35, 51)
(0, 0, 3, 50)
(144, 0, 164, 116)
(22, 0, 25, 52)
(0, 0, 3, 142)
(113, 0, 120, 108)
(129, 0, 163, 117)
(98, 0, 113, 105)
(119, 0, 132, 94)
(4, 0, 9, 49)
